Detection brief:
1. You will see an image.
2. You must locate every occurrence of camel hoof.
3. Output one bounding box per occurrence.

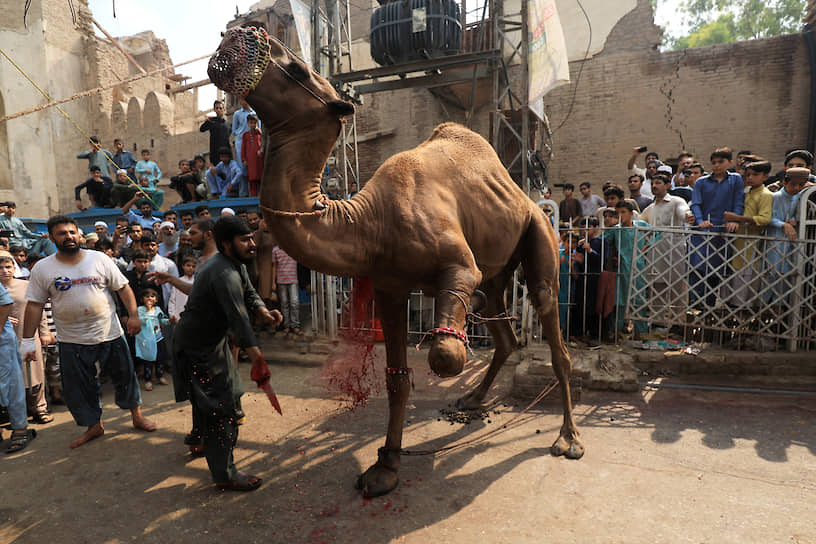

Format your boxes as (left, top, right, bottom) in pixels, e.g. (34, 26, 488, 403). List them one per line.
(454, 391, 485, 411)
(551, 435, 585, 459)
(355, 463, 399, 498)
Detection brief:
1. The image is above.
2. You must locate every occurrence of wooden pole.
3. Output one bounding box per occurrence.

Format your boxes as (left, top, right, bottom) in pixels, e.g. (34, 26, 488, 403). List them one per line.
(91, 17, 147, 74)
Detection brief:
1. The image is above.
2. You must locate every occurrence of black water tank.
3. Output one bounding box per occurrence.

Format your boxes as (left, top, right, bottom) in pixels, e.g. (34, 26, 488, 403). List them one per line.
(370, 0, 462, 66)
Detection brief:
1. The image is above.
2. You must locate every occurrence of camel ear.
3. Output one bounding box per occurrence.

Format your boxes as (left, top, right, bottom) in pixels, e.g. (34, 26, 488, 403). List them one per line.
(327, 100, 355, 117)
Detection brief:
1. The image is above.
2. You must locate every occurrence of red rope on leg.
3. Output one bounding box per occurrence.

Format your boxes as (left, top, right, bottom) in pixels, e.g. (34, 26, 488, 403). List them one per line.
(414, 327, 472, 354)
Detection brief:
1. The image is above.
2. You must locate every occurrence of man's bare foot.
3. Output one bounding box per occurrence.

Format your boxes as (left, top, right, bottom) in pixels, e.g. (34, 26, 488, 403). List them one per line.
(130, 407, 157, 432)
(70, 422, 104, 449)
(132, 415, 157, 432)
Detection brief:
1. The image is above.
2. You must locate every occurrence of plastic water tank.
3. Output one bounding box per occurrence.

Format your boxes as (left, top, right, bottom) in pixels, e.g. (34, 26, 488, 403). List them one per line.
(370, 0, 462, 66)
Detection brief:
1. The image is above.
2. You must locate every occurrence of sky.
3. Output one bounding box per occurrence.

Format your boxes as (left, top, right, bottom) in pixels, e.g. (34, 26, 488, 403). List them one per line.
(87, 0, 684, 111)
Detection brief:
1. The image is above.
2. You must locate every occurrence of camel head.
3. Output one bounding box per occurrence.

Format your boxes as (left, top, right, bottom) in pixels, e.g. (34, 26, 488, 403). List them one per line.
(208, 26, 354, 133)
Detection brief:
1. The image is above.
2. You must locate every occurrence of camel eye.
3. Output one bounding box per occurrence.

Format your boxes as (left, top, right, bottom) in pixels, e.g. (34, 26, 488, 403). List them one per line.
(286, 62, 310, 81)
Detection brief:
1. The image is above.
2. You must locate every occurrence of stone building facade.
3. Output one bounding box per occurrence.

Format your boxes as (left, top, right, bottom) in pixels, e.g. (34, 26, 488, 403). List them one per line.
(0, 0, 207, 217)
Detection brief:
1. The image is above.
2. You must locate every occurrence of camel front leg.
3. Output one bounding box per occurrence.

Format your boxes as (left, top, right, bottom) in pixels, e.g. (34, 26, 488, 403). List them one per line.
(356, 290, 410, 498)
(428, 266, 481, 377)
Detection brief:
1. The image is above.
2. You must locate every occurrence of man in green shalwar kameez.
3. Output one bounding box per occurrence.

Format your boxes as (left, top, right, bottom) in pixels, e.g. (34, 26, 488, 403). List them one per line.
(172, 216, 282, 491)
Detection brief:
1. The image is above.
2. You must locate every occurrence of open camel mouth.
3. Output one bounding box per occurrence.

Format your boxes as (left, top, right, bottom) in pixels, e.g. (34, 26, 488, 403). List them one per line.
(208, 26, 271, 96)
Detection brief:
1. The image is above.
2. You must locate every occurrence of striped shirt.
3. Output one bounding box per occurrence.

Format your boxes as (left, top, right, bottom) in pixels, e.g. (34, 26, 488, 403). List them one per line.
(272, 246, 298, 284)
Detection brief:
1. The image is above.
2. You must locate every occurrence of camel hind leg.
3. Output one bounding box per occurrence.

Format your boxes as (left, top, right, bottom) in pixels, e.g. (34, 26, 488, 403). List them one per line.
(455, 272, 520, 410)
(521, 215, 584, 460)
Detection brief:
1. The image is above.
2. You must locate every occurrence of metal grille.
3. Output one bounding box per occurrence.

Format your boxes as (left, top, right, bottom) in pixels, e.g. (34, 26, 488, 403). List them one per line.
(625, 225, 816, 352)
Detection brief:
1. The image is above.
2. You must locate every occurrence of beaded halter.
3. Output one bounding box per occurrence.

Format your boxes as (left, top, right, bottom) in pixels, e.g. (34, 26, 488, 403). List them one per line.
(208, 26, 272, 98)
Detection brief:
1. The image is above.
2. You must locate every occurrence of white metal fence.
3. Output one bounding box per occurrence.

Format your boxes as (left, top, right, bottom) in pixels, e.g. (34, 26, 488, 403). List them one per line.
(309, 186, 816, 353)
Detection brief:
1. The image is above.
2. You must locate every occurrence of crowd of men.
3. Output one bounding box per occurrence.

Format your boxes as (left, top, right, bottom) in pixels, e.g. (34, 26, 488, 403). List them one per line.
(0, 200, 318, 490)
(549, 146, 814, 346)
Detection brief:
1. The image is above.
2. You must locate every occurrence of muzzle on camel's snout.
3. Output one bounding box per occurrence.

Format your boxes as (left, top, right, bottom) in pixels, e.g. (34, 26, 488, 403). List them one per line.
(207, 26, 272, 97)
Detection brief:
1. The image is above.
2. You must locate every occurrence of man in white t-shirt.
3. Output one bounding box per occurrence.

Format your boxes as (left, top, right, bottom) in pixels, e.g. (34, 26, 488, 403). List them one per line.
(21, 215, 156, 449)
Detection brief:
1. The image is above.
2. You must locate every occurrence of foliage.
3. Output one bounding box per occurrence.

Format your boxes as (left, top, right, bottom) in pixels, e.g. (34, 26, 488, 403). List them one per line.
(663, 0, 807, 50)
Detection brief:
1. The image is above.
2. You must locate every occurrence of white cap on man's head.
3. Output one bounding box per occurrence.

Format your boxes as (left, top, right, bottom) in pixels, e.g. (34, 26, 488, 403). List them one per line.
(221, 208, 235, 216)
(657, 165, 673, 174)
(159, 221, 175, 230)
(116, 169, 127, 175)
(94, 221, 108, 228)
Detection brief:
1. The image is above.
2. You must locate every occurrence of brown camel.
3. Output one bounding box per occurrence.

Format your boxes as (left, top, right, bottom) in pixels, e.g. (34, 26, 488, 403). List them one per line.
(208, 27, 583, 498)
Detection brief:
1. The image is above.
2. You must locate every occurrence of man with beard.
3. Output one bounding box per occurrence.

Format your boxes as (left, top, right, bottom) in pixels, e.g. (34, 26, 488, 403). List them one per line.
(21, 216, 156, 449)
(170, 216, 281, 491)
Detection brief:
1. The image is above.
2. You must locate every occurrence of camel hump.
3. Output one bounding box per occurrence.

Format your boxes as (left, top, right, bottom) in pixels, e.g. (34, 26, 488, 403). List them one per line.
(426, 122, 494, 151)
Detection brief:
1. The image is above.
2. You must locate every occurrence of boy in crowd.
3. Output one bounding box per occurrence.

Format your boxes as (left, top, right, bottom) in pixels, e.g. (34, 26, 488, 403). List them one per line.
(627, 174, 652, 212)
(764, 167, 809, 305)
(109, 138, 136, 179)
(689, 147, 744, 307)
(603, 185, 626, 209)
(134, 149, 162, 189)
(767, 150, 813, 192)
(723, 160, 773, 306)
(670, 162, 704, 202)
(570, 217, 608, 345)
(609, 201, 650, 336)
(75, 166, 113, 209)
(125, 250, 165, 311)
(10, 245, 29, 279)
(559, 184, 582, 224)
(206, 147, 243, 198)
(578, 182, 606, 218)
(190, 155, 209, 200)
(272, 244, 302, 335)
(76, 136, 112, 175)
(195, 205, 211, 220)
(170, 159, 198, 203)
(241, 114, 264, 197)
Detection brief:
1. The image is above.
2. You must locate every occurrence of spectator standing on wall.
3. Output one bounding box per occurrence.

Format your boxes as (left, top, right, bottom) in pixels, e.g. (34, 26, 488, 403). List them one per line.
(233, 98, 258, 197)
(109, 138, 137, 179)
(76, 136, 112, 175)
(241, 114, 264, 197)
(134, 150, 162, 190)
(200, 100, 231, 173)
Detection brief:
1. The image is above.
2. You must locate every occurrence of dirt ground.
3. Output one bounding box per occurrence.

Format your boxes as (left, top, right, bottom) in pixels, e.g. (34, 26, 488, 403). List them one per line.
(1, 340, 814, 544)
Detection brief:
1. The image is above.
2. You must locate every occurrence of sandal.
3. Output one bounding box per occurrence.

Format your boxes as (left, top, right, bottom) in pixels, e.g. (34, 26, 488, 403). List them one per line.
(5, 428, 37, 454)
(32, 412, 54, 424)
(293, 328, 304, 336)
(144, 381, 153, 391)
(216, 471, 262, 492)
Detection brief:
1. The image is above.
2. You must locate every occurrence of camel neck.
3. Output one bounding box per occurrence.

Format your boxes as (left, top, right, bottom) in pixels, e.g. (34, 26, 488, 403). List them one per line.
(259, 131, 377, 278)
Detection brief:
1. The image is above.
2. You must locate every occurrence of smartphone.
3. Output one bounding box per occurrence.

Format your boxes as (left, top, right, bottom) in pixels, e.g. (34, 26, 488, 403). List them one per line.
(682, 169, 692, 176)
(637, 146, 648, 153)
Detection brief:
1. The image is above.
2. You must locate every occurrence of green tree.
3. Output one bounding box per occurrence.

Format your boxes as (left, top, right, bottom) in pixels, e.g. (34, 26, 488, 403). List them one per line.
(664, 0, 806, 50)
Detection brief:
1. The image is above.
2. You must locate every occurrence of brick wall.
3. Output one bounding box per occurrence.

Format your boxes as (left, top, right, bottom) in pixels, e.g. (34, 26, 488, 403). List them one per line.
(542, 0, 809, 190)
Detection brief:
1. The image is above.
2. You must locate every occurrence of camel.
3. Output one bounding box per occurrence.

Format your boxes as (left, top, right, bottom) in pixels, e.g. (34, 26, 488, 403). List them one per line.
(208, 26, 584, 498)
